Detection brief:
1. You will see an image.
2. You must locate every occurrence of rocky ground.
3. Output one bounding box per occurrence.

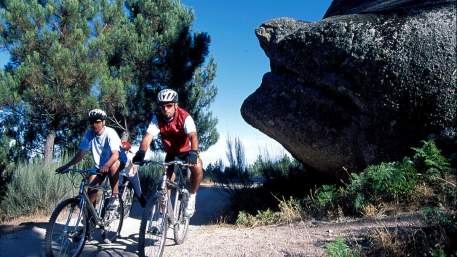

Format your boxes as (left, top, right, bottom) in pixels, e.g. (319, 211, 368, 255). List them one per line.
(0, 184, 422, 257)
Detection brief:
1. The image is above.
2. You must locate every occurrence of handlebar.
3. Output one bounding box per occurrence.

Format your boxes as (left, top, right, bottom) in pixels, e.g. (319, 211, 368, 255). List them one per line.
(58, 167, 101, 176)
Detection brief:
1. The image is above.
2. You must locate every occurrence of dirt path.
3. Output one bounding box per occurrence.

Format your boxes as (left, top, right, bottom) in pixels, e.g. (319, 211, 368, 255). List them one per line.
(163, 214, 422, 257)
(0, 185, 231, 257)
(0, 185, 422, 257)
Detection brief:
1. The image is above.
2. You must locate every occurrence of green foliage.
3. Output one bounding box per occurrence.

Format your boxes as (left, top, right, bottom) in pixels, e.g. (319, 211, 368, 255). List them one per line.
(346, 158, 418, 213)
(0, 0, 219, 160)
(0, 158, 76, 222)
(308, 139, 453, 218)
(421, 207, 457, 234)
(412, 140, 451, 174)
(0, 0, 101, 158)
(251, 152, 300, 180)
(315, 185, 342, 209)
(137, 153, 166, 195)
(421, 207, 449, 226)
(326, 238, 361, 257)
(101, 0, 218, 150)
(431, 248, 446, 257)
(0, 131, 14, 202)
(207, 137, 253, 191)
(235, 209, 280, 227)
(226, 136, 246, 172)
(234, 196, 304, 227)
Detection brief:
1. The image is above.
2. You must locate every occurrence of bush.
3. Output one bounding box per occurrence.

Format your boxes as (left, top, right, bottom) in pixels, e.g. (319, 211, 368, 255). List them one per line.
(326, 238, 361, 257)
(315, 185, 341, 209)
(0, 159, 75, 222)
(138, 155, 167, 196)
(346, 158, 418, 213)
(412, 140, 451, 175)
(234, 196, 304, 227)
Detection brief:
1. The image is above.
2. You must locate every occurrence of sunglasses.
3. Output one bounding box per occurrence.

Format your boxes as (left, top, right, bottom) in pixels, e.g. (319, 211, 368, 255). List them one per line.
(160, 103, 175, 109)
(89, 119, 103, 124)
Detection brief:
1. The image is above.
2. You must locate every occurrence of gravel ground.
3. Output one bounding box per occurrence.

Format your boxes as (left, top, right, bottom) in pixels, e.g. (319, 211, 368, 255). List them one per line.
(0, 184, 422, 257)
(163, 214, 422, 257)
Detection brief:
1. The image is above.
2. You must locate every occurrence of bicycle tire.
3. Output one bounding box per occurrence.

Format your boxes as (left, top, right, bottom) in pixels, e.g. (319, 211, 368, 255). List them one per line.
(122, 185, 134, 218)
(44, 198, 87, 257)
(138, 195, 168, 257)
(173, 189, 189, 245)
(101, 197, 124, 242)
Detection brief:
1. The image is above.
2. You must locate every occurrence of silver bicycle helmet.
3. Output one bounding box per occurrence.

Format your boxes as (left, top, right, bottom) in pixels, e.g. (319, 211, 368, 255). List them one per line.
(88, 109, 107, 122)
(157, 89, 178, 104)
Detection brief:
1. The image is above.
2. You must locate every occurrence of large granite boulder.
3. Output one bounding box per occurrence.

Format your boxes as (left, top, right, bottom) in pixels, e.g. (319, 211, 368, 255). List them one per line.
(241, 1, 456, 176)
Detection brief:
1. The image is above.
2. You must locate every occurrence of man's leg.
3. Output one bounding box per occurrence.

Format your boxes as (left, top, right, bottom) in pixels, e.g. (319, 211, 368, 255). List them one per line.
(109, 160, 121, 196)
(128, 173, 146, 207)
(185, 157, 203, 217)
(189, 157, 203, 194)
(88, 174, 102, 205)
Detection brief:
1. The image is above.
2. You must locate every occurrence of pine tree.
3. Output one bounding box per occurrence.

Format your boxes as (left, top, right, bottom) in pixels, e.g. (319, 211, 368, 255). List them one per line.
(99, 0, 219, 150)
(0, 0, 103, 161)
(0, 0, 219, 161)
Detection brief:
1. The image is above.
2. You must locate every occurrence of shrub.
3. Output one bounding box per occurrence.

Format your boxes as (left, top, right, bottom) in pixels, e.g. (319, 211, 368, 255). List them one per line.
(235, 196, 303, 227)
(0, 159, 75, 222)
(326, 238, 361, 257)
(346, 158, 418, 213)
(235, 209, 280, 227)
(277, 196, 304, 223)
(412, 140, 451, 175)
(138, 155, 166, 196)
(315, 185, 341, 209)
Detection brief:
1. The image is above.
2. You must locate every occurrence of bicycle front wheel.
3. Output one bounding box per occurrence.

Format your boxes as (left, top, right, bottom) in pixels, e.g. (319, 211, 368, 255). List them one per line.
(44, 198, 87, 257)
(173, 189, 189, 245)
(138, 195, 168, 257)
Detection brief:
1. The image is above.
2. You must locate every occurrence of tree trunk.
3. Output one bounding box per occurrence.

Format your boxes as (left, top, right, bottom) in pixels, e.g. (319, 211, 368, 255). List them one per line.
(44, 130, 56, 163)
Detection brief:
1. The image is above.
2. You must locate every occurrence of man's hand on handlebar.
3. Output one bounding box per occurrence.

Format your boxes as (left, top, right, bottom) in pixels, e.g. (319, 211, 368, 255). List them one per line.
(132, 149, 146, 165)
(55, 165, 68, 174)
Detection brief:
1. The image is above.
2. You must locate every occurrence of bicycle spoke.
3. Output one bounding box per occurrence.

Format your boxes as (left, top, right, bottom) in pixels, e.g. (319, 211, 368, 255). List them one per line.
(44, 198, 87, 257)
(139, 196, 168, 257)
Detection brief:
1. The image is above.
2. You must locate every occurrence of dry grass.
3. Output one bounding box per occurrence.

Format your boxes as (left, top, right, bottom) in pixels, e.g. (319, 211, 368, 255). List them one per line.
(277, 196, 304, 224)
(372, 227, 404, 256)
(362, 204, 379, 218)
(1, 210, 50, 226)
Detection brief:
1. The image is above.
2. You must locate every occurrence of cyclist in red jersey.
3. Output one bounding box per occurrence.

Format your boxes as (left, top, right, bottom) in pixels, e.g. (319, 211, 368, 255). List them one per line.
(133, 88, 203, 218)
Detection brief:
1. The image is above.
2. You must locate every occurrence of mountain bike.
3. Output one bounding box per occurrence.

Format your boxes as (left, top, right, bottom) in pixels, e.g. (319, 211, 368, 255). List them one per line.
(138, 160, 192, 257)
(44, 167, 124, 257)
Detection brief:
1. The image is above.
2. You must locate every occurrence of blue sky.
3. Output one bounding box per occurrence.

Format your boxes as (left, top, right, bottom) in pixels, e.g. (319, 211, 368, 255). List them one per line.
(0, 1, 333, 165)
(181, 1, 333, 164)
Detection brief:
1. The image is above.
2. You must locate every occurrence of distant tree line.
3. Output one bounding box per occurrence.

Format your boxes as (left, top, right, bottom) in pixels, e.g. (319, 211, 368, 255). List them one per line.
(0, 0, 218, 166)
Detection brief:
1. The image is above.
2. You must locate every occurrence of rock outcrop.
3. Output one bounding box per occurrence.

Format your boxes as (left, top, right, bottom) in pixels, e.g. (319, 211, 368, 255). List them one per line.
(241, 1, 456, 176)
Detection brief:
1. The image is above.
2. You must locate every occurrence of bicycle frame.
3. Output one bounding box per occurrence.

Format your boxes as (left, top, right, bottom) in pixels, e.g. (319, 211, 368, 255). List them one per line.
(77, 174, 111, 227)
(152, 161, 190, 225)
(138, 160, 192, 257)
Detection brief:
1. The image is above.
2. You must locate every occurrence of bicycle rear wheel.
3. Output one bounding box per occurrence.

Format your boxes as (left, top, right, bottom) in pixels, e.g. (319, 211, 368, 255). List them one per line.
(101, 197, 124, 242)
(138, 195, 168, 257)
(44, 198, 87, 257)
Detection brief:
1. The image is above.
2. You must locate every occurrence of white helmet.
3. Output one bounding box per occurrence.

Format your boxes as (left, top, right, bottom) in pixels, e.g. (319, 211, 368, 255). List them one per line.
(157, 88, 178, 104)
(88, 108, 107, 122)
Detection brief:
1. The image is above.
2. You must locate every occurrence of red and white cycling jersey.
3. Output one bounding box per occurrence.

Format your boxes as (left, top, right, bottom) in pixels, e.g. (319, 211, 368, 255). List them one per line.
(146, 106, 197, 154)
